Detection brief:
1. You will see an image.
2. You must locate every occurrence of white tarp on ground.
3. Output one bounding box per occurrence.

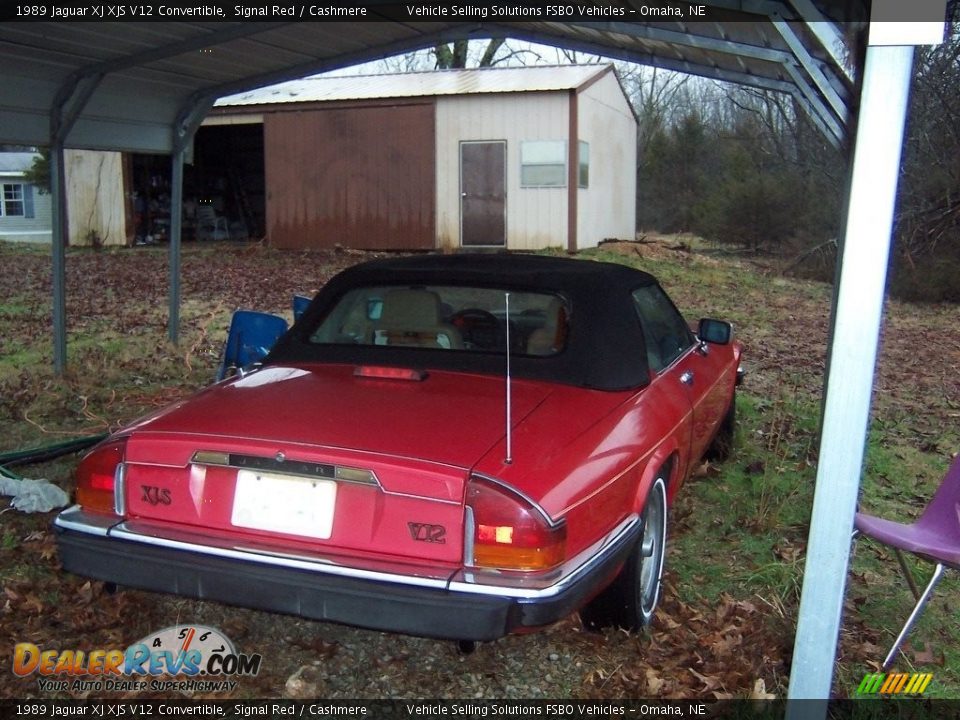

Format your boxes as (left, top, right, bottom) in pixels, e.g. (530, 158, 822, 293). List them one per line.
(0, 476, 70, 513)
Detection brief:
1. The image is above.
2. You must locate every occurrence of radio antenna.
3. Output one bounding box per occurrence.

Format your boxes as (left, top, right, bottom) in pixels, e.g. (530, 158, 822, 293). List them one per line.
(504, 292, 513, 465)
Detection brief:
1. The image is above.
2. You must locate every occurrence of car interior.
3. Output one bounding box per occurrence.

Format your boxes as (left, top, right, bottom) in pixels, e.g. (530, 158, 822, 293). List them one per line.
(310, 285, 569, 357)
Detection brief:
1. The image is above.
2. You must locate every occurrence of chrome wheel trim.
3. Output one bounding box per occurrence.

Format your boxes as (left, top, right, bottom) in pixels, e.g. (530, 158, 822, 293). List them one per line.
(638, 477, 667, 619)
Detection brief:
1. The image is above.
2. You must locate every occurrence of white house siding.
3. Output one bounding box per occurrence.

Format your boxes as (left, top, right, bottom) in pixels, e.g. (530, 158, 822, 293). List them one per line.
(576, 73, 637, 248)
(65, 149, 128, 246)
(0, 178, 52, 243)
(435, 92, 570, 251)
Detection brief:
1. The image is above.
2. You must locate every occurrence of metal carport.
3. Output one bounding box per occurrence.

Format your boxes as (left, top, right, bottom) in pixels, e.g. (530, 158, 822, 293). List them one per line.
(0, 1, 949, 708)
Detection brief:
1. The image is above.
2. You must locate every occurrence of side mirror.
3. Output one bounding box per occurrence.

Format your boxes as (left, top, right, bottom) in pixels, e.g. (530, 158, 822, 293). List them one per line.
(698, 318, 733, 345)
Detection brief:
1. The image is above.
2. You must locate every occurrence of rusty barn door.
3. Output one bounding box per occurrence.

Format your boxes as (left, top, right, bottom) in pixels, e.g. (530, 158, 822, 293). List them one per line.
(460, 141, 506, 247)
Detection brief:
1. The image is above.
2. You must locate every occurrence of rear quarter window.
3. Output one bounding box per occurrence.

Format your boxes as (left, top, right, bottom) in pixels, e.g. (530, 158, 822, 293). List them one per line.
(631, 285, 694, 373)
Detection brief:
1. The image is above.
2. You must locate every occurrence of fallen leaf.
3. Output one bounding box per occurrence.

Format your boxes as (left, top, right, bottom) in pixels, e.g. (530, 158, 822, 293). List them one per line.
(77, 581, 94, 605)
(858, 641, 886, 658)
(23, 594, 45, 614)
(646, 668, 665, 694)
(689, 667, 723, 691)
(750, 678, 777, 699)
(906, 642, 944, 666)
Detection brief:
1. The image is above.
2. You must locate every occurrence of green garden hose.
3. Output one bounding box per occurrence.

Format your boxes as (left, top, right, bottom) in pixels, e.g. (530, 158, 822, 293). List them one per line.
(0, 433, 107, 469)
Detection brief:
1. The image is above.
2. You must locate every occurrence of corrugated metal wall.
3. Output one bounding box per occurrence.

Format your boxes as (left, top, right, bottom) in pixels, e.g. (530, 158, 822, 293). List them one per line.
(263, 102, 435, 250)
(576, 73, 638, 247)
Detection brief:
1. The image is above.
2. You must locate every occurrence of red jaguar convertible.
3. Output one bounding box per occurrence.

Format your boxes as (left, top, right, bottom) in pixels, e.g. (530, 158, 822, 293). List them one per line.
(55, 254, 742, 640)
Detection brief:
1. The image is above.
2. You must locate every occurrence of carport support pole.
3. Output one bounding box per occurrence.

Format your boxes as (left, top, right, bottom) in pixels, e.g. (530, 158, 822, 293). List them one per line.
(50, 142, 68, 375)
(168, 148, 185, 344)
(786, 44, 915, 705)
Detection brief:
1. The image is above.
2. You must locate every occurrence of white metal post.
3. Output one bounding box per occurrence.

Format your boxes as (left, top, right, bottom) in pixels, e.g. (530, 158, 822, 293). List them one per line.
(786, 44, 915, 703)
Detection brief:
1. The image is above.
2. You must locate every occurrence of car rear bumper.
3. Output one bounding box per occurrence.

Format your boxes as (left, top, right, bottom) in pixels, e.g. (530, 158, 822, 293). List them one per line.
(54, 508, 640, 641)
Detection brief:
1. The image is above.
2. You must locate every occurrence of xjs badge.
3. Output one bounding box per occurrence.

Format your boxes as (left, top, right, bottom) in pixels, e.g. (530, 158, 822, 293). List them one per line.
(141, 486, 171, 506)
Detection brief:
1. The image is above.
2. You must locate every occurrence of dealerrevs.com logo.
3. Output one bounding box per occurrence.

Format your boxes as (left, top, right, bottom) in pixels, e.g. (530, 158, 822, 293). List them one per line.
(13, 624, 261, 693)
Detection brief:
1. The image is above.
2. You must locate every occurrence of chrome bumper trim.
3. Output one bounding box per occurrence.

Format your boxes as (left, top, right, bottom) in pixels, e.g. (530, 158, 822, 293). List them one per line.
(54, 507, 639, 601)
(54, 506, 118, 536)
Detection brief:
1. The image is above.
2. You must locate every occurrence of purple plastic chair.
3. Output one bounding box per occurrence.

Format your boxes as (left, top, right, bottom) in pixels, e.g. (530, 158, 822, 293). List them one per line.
(854, 454, 960, 669)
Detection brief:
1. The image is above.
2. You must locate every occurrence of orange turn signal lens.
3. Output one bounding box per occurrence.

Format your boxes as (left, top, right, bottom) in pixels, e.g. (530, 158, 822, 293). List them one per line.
(466, 476, 566, 572)
(75, 438, 127, 515)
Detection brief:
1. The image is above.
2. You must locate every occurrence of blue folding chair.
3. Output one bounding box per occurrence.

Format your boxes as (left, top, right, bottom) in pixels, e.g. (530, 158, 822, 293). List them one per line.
(293, 294, 311, 322)
(216, 310, 289, 381)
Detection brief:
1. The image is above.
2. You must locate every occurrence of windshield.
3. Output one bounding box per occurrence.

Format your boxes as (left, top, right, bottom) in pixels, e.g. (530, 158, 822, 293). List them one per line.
(307, 285, 569, 357)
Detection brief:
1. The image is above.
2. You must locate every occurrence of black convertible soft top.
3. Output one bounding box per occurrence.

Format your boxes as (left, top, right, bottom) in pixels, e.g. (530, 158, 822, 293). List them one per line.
(267, 253, 659, 391)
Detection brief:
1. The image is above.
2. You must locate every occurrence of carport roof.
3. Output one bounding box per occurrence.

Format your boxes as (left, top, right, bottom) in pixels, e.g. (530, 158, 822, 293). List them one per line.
(0, 4, 863, 154)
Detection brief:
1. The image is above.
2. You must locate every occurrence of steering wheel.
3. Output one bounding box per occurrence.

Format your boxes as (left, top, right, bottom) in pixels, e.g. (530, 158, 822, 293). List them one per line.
(449, 309, 502, 350)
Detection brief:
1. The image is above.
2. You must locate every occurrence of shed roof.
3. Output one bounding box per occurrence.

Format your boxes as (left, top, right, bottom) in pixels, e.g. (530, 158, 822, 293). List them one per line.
(0, 152, 39, 175)
(216, 64, 611, 107)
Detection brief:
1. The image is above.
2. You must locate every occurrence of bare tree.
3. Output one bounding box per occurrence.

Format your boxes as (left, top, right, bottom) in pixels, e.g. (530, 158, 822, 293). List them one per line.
(896, 22, 960, 260)
(432, 39, 553, 69)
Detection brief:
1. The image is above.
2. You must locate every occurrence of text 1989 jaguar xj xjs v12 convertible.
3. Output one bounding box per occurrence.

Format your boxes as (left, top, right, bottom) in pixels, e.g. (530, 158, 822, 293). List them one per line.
(55, 253, 742, 641)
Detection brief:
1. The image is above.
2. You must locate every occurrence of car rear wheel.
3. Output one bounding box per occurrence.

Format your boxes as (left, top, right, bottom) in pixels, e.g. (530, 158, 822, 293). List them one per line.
(580, 477, 667, 632)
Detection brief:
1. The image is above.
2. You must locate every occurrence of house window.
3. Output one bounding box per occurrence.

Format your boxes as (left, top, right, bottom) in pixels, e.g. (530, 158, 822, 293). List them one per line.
(520, 141, 566, 188)
(579, 141, 589, 189)
(2, 183, 25, 217)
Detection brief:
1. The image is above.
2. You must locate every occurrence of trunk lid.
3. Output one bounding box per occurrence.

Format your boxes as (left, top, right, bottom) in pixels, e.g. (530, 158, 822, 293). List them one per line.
(119, 363, 553, 564)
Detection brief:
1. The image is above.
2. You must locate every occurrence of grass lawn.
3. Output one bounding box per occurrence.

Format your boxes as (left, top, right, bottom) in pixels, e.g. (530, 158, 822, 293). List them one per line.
(0, 238, 957, 700)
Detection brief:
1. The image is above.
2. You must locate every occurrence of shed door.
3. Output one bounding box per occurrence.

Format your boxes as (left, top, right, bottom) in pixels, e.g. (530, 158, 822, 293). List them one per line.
(460, 141, 506, 247)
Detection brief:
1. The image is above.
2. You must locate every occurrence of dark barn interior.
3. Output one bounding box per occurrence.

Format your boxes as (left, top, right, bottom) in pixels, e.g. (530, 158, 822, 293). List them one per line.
(131, 123, 265, 244)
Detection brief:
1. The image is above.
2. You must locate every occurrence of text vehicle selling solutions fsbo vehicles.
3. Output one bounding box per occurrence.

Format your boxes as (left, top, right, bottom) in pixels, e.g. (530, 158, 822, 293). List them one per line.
(55, 254, 743, 640)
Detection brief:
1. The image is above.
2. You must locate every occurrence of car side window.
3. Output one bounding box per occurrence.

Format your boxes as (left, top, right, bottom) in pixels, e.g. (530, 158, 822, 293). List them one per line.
(632, 285, 694, 373)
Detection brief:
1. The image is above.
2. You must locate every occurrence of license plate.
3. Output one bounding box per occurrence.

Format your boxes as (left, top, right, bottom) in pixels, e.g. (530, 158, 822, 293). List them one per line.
(231, 470, 337, 539)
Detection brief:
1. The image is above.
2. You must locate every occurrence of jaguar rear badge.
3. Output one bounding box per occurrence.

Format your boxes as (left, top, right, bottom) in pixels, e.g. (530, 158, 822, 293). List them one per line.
(275, 452, 285, 463)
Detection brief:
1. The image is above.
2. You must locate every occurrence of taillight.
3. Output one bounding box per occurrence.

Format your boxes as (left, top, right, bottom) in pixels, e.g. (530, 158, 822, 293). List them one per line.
(75, 438, 127, 514)
(465, 475, 566, 571)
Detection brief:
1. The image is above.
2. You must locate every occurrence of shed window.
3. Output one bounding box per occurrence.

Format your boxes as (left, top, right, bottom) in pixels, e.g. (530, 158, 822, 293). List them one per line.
(521, 141, 566, 187)
(578, 141, 589, 189)
(2, 183, 24, 217)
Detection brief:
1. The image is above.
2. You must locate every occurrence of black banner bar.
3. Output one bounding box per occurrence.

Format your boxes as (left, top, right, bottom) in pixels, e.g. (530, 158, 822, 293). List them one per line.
(0, 699, 952, 720)
(1, 2, 707, 23)
(1, 1, 948, 23)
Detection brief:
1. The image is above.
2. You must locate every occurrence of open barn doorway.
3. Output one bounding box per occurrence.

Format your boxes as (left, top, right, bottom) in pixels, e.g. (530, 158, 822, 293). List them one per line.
(192, 123, 265, 241)
(129, 122, 265, 245)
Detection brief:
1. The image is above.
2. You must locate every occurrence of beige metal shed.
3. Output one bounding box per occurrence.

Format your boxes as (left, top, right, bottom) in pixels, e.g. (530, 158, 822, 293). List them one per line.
(210, 64, 637, 252)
